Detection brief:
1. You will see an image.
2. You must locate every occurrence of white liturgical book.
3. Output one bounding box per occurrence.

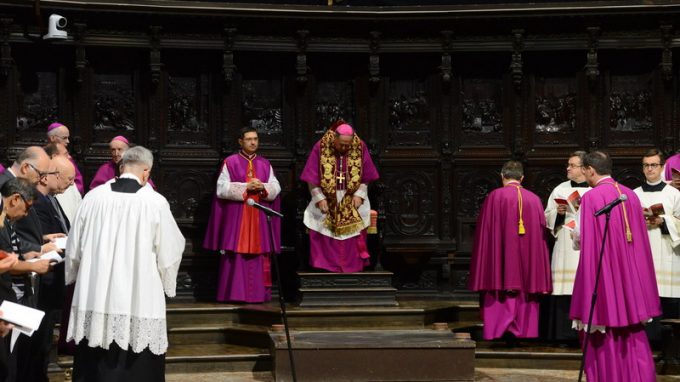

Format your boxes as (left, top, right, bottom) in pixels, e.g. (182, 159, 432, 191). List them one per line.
(54, 237, 68, 250)
(0, 300, 45, 351)
(27, 251, 63, 264)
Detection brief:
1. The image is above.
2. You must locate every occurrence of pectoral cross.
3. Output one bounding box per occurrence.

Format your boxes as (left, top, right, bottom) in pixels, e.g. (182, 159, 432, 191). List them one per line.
(336, 172, 345, 185)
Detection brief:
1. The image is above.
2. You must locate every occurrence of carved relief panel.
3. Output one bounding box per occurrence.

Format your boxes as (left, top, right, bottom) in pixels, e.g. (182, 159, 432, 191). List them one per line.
(605, 73, 655, 146)
(383, 169, 437, 238)
(241, 79, 284, 147)
(93, 73, 137, 143)
(387, 79, 433, 147)
(314, 81, 355, 138)
(167, 74, 211, 145)
(532, 77, 578, 145)
(162, 168, 215, 225)
(459, 78, 505, 146)
(15, 71, 58, 144)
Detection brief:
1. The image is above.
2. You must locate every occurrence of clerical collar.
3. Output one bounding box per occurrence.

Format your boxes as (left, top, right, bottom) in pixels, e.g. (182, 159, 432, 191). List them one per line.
(641, 180, 666, 192)
(570, 180, 588, 188)
(239, 151, 257, 161)
(119, 173, 142, 185)
(595, 176, 614, 186)
(505, 180, 521, 186)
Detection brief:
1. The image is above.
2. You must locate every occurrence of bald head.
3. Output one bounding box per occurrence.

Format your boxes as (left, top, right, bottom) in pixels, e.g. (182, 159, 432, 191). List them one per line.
(44, 142, 69, 159)
(51, 156, 75, 194)
(11, 146, 50, 185)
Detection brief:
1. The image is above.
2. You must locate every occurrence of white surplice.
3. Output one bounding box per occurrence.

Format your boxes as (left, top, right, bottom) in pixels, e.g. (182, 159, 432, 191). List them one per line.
(634, 182, 680, 298)
(65, 174, 185, 355)
(55, 183, 82, 224)
(544, 180, 590, 295)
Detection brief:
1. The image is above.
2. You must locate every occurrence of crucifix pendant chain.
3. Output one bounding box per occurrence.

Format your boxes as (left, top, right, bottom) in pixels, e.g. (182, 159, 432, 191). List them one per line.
(336, 157, 346, 186)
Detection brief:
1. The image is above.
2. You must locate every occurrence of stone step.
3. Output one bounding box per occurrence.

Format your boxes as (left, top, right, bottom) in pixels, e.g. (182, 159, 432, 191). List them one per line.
(166, 303, 239, 327)
(56, 344, 272, 374)
(297, 271, 398, 307)
(168, 323, 271, 348)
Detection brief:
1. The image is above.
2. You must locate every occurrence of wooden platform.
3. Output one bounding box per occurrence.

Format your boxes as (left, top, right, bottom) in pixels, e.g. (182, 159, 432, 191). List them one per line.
(269, 328, 475, 382)
(297, 271, 398, 307)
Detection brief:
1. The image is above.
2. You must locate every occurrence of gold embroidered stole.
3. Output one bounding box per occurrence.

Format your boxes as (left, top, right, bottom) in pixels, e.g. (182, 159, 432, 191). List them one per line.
(319, 129, 364, 235)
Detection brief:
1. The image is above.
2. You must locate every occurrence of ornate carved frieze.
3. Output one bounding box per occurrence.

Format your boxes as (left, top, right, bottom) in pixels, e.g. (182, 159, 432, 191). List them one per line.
(73, 23, 88, 84)
(368, 31, 381, 84)
(241, 79, 283, 145)
(0, 18, 12, 80)
(440, 30, 453, 84)
(296, 30, 309, 83)
(149, 26, 162, 86)
(222, 27, 237, 85)
(510, 29, 524, 91)
(384, 170, 435, 237)
(93, 74, 135, 133)
(314, 81, 354, 137)
(585, 27, 600, 86)
(387, 80, 432, 147)
(660, 24, 673, 83)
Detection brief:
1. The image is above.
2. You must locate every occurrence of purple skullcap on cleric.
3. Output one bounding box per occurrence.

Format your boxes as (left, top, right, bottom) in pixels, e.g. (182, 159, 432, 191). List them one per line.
(336, 123, 354, 136)
(111, 135, 130, 145)
(47, 122, 65, 132)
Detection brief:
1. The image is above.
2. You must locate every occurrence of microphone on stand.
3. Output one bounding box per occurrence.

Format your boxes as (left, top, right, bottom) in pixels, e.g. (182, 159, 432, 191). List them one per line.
(246, 198, 283, 218)
(594, 194, 627, 217)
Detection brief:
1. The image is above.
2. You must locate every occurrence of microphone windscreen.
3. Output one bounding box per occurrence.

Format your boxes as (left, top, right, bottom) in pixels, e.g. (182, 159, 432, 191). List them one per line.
(246, 198, 255, 206)
(620, 194, 628, 201)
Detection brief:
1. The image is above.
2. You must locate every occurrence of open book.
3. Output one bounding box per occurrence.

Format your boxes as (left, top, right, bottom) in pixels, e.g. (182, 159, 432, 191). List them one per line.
(643, 203, 665, 219)
(0, 300, 46, 350)
(26, 250, 63, 264)
(555, 190, 582, 213)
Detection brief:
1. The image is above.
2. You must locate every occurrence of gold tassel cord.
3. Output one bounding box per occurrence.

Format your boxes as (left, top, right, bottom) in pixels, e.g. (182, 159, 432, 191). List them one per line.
(516, 185, 526, 235)
(613, 183, 633, 243)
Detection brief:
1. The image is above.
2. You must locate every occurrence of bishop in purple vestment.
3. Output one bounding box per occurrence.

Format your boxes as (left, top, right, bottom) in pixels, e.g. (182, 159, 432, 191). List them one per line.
(570, 151, 660, 382)
(469, 160, 552, 340)
(47, 122, 84, 194)
(203, 127, 281, 303)
(90, 136, 155, 190)
(300, 122, 379, 273)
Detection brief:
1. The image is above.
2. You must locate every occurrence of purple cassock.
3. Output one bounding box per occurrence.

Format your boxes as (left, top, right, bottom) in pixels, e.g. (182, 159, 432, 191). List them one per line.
(468, 182, 552, 340)
(90, 160, 155, 190)
(203, 154, 281, 303)
(664, 153, 680, 181)
(570, 177, 660, 381)
(0, 164, 4, 173)
(300, 140, 379, 273)
(70, 157, 84, 195)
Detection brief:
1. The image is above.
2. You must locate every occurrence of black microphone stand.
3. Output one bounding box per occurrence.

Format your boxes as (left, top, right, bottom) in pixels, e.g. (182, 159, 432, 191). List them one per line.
(265, 213, 298, 382)
(577, 210, 612, 382)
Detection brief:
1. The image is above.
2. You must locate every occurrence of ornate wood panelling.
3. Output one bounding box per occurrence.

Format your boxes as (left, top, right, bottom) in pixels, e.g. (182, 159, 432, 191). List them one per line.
(1, 1, 679, 295)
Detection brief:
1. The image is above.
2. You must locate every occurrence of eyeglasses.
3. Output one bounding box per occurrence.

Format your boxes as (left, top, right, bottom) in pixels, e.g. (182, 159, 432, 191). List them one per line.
(16, 194, 33, 212)
(55, 135, 70, 141)
(567, 164, 582, 169)
(27, 163, 48, 179)
(642, 163, 661, 169)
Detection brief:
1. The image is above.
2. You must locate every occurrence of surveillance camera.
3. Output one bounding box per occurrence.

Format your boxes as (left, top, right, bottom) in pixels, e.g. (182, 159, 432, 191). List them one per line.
(43, 14, 67, 40)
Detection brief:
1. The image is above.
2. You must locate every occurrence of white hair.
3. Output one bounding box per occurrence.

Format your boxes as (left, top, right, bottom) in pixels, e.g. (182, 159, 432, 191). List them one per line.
(120, 146, 154, 169)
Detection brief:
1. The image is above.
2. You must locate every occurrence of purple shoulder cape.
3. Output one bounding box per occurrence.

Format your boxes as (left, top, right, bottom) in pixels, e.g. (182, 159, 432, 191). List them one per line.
(468, 185, 552, 293)
(203, 154, 281, 253)
(570, 181, 661, 327)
